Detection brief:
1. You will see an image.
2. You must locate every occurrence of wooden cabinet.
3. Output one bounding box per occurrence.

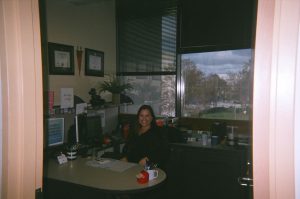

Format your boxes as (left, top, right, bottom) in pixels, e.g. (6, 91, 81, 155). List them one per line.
(165, 144, 249, 199)
(178, 0, 257, 53)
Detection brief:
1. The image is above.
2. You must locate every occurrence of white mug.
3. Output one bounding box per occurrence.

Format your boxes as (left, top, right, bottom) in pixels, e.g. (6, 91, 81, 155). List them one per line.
(147, 169, 159, 181)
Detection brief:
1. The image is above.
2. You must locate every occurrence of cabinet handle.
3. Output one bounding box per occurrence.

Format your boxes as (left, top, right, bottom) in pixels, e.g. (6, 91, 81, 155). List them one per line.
(238, 177, 253, 187)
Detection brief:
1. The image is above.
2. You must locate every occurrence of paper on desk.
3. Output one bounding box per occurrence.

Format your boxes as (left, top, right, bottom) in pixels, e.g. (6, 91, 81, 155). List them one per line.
(86, 159, 136, 172)
(76, 103, 87, 115)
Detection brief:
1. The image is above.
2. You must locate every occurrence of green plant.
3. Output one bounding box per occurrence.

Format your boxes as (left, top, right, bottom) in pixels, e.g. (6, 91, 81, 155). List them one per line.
(88, 88, 105, 108)
(98, 75, 133, 94)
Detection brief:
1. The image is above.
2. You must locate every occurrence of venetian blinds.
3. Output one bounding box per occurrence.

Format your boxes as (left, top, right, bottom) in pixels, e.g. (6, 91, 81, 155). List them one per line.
(116, 0, 177, 74)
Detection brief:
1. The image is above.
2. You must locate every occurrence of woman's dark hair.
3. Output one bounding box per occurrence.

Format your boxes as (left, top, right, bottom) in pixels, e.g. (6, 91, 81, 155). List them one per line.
(136, 104, 157, 128)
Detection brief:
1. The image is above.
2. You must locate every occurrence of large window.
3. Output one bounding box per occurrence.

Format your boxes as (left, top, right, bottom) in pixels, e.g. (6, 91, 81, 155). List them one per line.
(120, 75, 176, 116)
(181, 49, 253, 120)
(117, 1, 254, 119)
(117, 0, 177, 117)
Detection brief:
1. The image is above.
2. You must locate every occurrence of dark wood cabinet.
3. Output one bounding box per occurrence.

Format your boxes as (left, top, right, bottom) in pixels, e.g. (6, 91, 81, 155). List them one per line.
(178, 0, 257, 53)
(165, 143, 249, 199)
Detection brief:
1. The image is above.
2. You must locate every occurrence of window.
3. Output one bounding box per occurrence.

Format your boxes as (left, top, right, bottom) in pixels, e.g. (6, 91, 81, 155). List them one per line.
(117, 1, 254, 119)
(180, 49, 253, 120)
(120, 75, 176, 116)
(117, 0, 177, 117)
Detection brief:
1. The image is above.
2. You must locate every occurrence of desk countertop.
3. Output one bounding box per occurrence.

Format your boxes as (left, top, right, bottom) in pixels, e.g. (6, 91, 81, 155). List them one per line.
(45, 157, 167, 194)
(170, 142, 249, 151)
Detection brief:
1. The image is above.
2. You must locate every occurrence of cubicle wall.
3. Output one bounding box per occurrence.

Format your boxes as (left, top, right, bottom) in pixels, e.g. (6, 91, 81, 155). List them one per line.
(47, 106, 119, 146)
(87, 106, 119, 135)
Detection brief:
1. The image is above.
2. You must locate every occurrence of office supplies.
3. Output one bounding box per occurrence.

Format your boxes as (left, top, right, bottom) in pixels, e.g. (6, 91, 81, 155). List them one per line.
(75, 103, 87, 115)
(66, 150, 77, 160)
(57, 153, 68, 164)
(96, 158, 111, 164)
(86, 158, 136, 172)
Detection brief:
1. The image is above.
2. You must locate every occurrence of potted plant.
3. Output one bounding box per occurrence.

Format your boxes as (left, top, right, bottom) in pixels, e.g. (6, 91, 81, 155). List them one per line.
(88, 88, 105, 109)
(98, 75, 133, 104)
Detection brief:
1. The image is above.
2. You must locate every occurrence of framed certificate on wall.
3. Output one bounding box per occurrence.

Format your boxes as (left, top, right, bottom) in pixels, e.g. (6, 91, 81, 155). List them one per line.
(48, 42, 74, 75)
(85, 48, 104, 77)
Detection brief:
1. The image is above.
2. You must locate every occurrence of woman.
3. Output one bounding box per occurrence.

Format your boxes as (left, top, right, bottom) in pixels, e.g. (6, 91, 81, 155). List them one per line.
(121, 105, 169, 168)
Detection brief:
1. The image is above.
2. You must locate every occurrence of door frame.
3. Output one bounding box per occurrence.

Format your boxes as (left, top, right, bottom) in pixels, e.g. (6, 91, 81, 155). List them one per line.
(253, 0, 299, 198)
(0, 0, 43, 198)
(0, 0, 299, 198)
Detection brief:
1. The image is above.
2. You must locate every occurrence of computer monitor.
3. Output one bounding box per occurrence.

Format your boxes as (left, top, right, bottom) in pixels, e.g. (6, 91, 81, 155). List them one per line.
(47, 118, 64, 147)
(77, 114, 103, 146)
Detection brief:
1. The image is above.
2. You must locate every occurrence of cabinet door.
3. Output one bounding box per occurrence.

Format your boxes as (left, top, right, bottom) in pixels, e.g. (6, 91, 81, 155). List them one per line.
(166, 145, 247, 199)
(179, 0, 257, 53)
(182, 148, 244, 199)
(165, 146, 185, 199)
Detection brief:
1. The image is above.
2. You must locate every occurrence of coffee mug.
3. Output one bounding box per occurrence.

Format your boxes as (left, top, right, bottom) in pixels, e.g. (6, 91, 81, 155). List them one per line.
(147, 169, 159, 181)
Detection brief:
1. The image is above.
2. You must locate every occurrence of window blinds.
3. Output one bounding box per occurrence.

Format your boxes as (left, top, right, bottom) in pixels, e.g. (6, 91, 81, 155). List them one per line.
(116, 0, 177, 74)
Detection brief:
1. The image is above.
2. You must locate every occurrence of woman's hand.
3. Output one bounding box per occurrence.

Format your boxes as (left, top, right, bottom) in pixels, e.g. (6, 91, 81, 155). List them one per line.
(138, 157, 149, 166)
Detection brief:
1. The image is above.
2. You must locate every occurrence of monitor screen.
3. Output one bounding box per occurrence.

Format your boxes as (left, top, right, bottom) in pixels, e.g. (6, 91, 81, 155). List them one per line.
(86, 115, 102, 140)
(47, 118, 64, 147)
(77, 114, 102, 146)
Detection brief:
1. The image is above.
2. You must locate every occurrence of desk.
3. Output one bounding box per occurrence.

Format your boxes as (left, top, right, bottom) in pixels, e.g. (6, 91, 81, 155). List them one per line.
(45, 157, 167, 197)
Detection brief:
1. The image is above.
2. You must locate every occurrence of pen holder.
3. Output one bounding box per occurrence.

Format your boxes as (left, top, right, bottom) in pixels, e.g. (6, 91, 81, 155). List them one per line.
(66, 146, 78, 160)
(66, 150, 77, 160)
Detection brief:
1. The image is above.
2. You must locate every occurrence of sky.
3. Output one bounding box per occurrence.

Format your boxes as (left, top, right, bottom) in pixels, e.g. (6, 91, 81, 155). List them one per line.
(182, 49, 252, 76)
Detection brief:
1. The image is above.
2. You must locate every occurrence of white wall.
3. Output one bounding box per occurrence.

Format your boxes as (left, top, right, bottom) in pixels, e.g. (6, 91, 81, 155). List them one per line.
(46, 0, 116, 105)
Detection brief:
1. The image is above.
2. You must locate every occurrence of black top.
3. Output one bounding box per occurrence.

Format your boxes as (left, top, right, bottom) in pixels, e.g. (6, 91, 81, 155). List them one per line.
(123, 127, 169, 168)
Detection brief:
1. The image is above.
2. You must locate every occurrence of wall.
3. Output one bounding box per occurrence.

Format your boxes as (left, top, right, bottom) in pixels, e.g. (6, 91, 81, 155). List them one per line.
(46, 0, 116, 105)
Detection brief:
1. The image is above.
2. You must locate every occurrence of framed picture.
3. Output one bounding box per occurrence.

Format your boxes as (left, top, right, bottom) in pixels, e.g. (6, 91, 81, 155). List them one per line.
(48, 42, 74, 75)
(85, 48, 104, 77)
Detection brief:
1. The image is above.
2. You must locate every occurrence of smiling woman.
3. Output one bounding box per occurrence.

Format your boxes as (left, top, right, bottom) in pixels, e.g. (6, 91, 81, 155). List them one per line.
(120, 105, 169, 169)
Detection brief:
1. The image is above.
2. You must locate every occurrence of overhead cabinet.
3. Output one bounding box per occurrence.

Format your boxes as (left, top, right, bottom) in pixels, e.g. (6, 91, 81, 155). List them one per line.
(178, 0, 257, 53)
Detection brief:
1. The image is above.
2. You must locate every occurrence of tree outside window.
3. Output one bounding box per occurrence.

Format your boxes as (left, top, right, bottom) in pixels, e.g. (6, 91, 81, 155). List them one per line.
(181, 49, 253, 120)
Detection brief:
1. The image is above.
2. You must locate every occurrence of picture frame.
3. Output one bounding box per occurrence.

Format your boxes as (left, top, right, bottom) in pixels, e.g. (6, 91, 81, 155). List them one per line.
(48, 42, 74, 75)
(85, 48, 104, 77)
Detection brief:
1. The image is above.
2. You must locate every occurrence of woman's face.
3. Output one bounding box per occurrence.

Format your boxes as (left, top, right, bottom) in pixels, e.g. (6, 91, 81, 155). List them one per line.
(138, 109, 153, 128)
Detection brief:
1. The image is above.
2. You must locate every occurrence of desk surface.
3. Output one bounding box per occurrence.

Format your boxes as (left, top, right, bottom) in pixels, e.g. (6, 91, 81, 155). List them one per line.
(45, 157, 167, 194)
